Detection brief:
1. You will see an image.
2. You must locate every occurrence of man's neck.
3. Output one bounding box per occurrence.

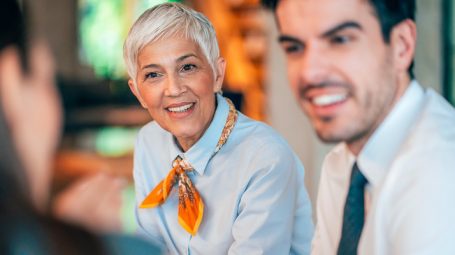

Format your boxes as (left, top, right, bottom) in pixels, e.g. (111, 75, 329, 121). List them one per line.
(347, 75, 412, 156)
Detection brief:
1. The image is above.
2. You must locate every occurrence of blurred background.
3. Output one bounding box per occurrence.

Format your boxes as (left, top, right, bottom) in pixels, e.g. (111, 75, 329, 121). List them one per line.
(18, 0, 455, 232)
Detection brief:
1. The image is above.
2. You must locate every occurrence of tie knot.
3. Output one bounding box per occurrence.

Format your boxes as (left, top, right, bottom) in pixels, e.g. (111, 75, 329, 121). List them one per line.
(351, 162, 368, 188)
(173, 156, 193, 173)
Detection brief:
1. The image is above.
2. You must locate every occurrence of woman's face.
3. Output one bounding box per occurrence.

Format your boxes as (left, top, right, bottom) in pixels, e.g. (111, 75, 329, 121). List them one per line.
(129, 37, 225, 151)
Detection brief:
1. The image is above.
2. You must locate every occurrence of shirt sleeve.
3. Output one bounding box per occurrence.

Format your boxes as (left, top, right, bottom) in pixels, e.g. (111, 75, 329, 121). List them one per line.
(228, 142, 314, 255)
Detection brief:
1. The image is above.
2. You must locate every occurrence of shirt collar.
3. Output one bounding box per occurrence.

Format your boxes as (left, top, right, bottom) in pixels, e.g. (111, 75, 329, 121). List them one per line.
(357, 80, 425, 187)
(168, 93, 230, 175)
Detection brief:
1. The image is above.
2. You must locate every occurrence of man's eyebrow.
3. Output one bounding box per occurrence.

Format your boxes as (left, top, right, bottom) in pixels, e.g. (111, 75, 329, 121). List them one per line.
(277, 21, 362, 44)
(321, 21, 363, 38)
(278, 35, 302, 44)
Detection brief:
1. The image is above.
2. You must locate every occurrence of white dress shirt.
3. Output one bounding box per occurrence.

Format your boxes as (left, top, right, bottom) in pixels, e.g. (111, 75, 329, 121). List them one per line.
(133, 94, 314, 255)
(312, 81, 455, 255)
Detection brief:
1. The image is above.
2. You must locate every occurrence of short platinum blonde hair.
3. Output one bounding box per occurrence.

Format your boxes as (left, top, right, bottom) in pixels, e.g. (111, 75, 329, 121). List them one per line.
(123, 2, 220, 86)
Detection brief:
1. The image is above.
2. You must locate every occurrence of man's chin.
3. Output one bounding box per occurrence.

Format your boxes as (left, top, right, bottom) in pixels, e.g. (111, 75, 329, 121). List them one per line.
(315, 131, 344, 144)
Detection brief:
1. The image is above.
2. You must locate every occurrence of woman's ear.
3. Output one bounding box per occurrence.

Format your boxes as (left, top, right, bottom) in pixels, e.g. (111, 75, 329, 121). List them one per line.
(213, 57, 226, 93)
(128, 79, 147, 109)
(390, 19, 417, 74)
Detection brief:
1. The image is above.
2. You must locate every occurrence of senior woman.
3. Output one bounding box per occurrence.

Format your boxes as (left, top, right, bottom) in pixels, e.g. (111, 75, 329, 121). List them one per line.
(124, 3, 313, 254)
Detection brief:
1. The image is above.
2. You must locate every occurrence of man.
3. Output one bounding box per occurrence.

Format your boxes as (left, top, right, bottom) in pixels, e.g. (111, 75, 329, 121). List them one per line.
(262, 0, 455, 254)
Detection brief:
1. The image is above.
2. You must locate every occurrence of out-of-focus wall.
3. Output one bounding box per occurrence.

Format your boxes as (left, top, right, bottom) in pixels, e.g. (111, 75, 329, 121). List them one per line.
(415, 0, 443, 92)
(26, 0, 80, 79)
(265, 0, 443, 218)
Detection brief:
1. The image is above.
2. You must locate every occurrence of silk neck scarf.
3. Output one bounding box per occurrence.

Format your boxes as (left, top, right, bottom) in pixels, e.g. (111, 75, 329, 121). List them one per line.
(140, 97, 238, 235)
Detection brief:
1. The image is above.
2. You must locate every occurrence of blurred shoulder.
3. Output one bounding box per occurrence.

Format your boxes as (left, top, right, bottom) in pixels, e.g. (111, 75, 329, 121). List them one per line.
(102, 234, 162, 255)
(2, 212, 105, 255)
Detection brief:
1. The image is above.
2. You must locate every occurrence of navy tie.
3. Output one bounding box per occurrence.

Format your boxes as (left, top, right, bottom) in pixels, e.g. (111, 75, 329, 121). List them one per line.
(337, 162, 368, 255)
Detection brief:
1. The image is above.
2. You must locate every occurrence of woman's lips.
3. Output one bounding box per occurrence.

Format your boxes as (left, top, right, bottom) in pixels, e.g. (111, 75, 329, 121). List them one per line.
(166, 102, 195, 113)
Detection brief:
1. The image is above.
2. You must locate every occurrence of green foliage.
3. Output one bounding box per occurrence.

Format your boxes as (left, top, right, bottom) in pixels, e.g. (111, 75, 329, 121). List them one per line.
(79, 0, 179, 80)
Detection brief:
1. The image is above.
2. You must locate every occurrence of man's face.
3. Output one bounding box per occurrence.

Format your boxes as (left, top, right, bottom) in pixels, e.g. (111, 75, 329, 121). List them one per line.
(277, 0, 408, 153)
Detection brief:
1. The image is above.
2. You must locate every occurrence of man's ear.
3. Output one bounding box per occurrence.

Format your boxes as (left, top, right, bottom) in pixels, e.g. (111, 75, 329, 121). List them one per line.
(213, 57, 226, 93)
(0, 47, 24, 125)
(128, 79, 147, 109)
(390, 19, 417, 74)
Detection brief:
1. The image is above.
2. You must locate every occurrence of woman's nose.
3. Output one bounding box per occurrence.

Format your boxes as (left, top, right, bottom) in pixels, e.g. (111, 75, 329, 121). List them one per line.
(164, 74, 186, 97)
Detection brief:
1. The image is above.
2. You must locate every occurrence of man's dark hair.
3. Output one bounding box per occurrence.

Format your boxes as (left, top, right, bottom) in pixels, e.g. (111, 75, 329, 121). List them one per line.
(262, 0, 416, 77)
(0, 0, 28, 71)
(369, 0, 416, 42)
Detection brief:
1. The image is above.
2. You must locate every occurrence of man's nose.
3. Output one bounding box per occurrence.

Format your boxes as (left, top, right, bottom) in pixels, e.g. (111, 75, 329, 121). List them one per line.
(297, 44, 328, 85)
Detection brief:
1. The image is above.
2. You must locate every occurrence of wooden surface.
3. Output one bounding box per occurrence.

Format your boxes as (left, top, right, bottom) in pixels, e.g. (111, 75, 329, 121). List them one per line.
(52, 150, 134, 194)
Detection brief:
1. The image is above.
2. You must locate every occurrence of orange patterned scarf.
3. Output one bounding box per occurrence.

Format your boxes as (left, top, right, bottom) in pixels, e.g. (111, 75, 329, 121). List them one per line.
(140, 98, 238, 235)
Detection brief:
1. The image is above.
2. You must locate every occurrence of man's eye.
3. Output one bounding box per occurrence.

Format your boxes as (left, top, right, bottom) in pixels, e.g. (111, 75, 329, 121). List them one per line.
(330, 35, 351, 45)
(181, 64, 196, 72)
(282, 43, 303, 54)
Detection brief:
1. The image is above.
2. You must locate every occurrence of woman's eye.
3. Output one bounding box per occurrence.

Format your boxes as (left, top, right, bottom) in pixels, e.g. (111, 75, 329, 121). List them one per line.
(145, 72, 159, 79)
(181, 64, 196, 72)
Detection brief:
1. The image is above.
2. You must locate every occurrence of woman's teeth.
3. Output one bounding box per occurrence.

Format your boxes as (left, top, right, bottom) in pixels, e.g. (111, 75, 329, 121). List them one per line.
(312, 94, 347, 106)
(167, 103, 194, 113)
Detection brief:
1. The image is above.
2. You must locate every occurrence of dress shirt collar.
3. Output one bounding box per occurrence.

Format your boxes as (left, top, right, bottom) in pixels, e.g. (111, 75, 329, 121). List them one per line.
(168, 93, 230, 175)
(357, 80, 425, 187)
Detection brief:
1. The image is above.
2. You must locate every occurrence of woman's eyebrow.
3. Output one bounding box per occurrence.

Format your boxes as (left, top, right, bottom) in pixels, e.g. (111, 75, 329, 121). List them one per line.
(176, 53, 198, 63)
(141, 63, 159, 70)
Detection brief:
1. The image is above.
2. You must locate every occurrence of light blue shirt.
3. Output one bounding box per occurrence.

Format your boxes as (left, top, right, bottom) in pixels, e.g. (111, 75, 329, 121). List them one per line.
(133, 94, 314, 255)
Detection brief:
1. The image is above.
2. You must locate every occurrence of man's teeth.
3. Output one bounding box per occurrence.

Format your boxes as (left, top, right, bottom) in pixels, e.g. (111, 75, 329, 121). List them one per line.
(168, 103, 194, 113)
(312, 94, 347, 106)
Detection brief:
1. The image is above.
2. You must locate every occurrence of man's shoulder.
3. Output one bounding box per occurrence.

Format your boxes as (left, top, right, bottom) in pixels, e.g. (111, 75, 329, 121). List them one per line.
(391, 89, 455, 178)
(421, 88, 455, 129)
(403, 88, 455, 153)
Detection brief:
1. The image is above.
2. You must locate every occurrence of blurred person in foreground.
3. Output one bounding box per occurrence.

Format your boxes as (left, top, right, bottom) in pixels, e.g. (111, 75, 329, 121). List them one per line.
(262, 0, 455, 254)
(123, 2, 313, 254)
(0, 0, 161, 253)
